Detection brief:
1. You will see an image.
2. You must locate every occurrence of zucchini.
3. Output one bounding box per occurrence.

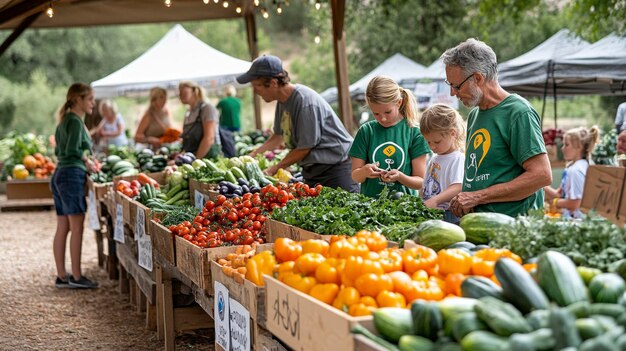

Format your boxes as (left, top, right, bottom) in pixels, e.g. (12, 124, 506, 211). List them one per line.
(537, 251, 588, 306)
(589, 273, 626, 304)
(398, 335, 434, 351)
(526, 309, 550, 330)
(351, 323, 400, 351)
(575, 318, 604, 340)
(508, 328, 555, 351)
(588, 303, 626, 318)
(410, 300, 443, 340)
(230, 166, 247, 181)
(579, 335, 620, 351)
(451, 312, 487, 342)
(495, 257, 549, 314)
(372, 307, 413, 343)
(550, 307, 581, 349)
(474, 296, 532, 337)
(461, 276, 504, 301)
(460, 330, 508, 351)
(436, 297, 478, 321)
(565, 300, 591, 318)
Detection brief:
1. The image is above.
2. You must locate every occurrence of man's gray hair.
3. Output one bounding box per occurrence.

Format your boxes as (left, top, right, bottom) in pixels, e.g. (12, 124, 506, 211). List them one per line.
(441, 38, 499, 81)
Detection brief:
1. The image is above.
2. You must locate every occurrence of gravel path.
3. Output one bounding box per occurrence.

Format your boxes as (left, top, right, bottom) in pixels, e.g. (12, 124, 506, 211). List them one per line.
(0, 209, 212, 350)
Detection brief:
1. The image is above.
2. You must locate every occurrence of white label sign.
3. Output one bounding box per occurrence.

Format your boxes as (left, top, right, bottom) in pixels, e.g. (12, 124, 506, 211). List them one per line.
(214, 281, 230, 351)
(195, 190, 205, 210)
(114, 203, 124, 243)
(138, 234, 153, 272)
(103, 237, 109, 257)
(87, 190, 100, 230)
(229, 298, 250, 351)
(135, 207, 145, 240)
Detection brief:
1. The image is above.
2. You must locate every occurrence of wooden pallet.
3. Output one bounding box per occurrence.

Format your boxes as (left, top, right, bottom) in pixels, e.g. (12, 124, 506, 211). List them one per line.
(0, 196, 54, 211)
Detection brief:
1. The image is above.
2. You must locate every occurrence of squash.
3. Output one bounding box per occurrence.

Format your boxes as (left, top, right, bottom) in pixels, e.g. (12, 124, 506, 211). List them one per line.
(579, 335, 620, 351)
(411, 220, 465, 251)
(460, 330, 509, 351)
(589, 273, 626, 304)
(372, 307, 413, 343)
(565, 300, 591, 318)
(410, 299, 443, 340)
(575, 318, 605, 340)
(451, 312, 487, 341)
(459, 212, 514, 245)
(508, 328, 555, 351)
(550, 308, 582, 349)
(436, 297, 478, 320)
(398, 335, 434, 351)
(461, 276, 504, 300)
(474, 296, 532, 336)
(588, 303, 626, 318)
(12, 164, 29, 180)
(526, 309, 550, 330)
(351, 323, 401, 351)
(609, 259, 626, 281)
(495, 257, 550, 314)
(537, 251, 588, 306)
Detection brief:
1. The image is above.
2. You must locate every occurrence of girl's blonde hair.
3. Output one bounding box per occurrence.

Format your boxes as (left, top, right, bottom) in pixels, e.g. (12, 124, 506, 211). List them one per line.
(57, 83, 92, 124)
(564, 126, 600, 161)
(420, 103, 466, 151)
(179, 80, 205, 102)
(98, 99, 118, 116)
(365, 76, 419, 126)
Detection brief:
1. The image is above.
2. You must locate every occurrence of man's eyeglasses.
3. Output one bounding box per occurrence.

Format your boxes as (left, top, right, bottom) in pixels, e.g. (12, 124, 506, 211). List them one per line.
(445, 73, 474, 91)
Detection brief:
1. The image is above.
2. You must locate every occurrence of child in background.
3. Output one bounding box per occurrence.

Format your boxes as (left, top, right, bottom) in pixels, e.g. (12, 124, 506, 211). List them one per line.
(94, 99, 128, 147)
(544, 126, 600, 219)
(420, 104, 466, 224)
(349, 76, 430, 198)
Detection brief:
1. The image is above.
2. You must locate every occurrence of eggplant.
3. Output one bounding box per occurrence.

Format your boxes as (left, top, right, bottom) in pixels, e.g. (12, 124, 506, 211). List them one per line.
(224, 182, 239, 192)
(184, 152, 196, 161)
(233, 189, 243, 196)
(237, 178, 249, 187)
(241, 185, 250, 194)
(250, 186, 261, 193)
(220, 186, 229, 195)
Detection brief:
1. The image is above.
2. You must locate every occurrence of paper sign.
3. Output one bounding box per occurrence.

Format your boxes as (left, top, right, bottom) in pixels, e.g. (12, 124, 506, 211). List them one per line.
(229, 298, 250, 351)
(103, 237, 109, 257)
(135, 207, 145, 240)
(114, 203, 124, 243)
(214, 281, 230, 351)
(581, 165, 626, 223)
(195, 190, 205, 210)
(87, 190, 100, 230)
(138, 234, 153, 272)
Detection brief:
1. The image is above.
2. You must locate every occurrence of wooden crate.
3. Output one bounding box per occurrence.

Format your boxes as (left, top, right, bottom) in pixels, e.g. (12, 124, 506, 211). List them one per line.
(209, 244, 273, 325)
(6, 179, 52, 200)
(264, 275, 371, 351)
(114, 191, 134, 226)
(86, 176, 112, 201)
(266, 219, 336, 243)
(353, 320, 387, 351)
(189, 178, 219, 205)
(149, 218, 176, 265)
(175, 238, 241, 292)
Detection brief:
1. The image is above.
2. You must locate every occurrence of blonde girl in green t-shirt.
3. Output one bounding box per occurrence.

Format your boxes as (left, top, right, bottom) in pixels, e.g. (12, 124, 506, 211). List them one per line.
(349, 76, 430, 198)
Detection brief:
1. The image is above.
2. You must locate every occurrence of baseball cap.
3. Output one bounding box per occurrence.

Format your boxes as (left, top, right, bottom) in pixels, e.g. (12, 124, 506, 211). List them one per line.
(236, 55, 284, 84)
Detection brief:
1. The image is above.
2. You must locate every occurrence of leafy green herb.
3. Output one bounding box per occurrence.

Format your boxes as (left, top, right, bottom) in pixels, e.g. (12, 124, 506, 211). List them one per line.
(160, 205, 200, 227)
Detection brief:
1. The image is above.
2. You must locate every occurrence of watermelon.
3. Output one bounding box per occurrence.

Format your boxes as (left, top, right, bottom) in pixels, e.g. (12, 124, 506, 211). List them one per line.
(459, 212, 515, 245)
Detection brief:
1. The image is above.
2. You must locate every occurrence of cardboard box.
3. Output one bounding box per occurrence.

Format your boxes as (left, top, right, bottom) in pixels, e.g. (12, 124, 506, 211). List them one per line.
(175, 239, 242, 292)
(264, 275, 371, 351)
(6, 179, 52, 199)
(209, 244, 273, 325)
(581, 165, 626, 225)
(149, 218, 176, 265)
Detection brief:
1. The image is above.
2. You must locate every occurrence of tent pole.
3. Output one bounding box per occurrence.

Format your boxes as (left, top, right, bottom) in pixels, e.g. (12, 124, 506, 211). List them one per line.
(0, 12, 40, 57)
(330, 0, 354, 133)
(540, 60, 552, 129)
(244, 12, 262, 130)
(551, 61, 557, 129)
(0, 0, 48, 26)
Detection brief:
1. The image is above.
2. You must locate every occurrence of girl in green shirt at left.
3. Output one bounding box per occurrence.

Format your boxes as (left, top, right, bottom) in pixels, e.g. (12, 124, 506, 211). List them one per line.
(51, 83, 100, 289)
(349, 76, 430, 198)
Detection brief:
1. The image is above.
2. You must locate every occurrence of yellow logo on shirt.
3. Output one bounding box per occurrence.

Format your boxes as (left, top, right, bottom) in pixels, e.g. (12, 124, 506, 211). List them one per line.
(470, 128, 490, 168)
(383, 145, 396, 157)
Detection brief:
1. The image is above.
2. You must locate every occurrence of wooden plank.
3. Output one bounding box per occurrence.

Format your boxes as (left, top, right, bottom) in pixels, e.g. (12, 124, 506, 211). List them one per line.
(146, 301, 157, 331)
(116, 241, 156, 304)
(6, 178, 52, 200)
(266, 219, 338, 242)
(175, 237, 239, 292)
(163, 270, 175, 351)
(173, 306, 213, 331)
(330, 0, 353, 133)
(0, 197, 54, 211)
(150, 219, 176, 265)
(156, 265, 165, 341)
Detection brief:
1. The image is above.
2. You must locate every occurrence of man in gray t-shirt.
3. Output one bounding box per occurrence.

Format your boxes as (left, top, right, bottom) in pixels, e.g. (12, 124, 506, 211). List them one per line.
(237, 55, 358, 192)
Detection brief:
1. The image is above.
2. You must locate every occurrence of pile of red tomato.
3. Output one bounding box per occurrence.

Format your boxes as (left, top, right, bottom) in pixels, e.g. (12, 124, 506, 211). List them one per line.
(169, 182, 321, 248)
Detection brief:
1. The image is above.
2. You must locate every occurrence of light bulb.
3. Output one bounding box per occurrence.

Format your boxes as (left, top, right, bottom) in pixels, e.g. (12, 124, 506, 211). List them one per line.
(254, 0, 260, 6)
(276, 4, 282, 14)
(236, 6, 242, 13)
(214, 0, 219, 3)
(262, 9, 269, 18)
(314, 35, 320, 44)
(164, 0, 171, 7)
(46, 5, 54, 18)
(222, 1, 229, 7)
(315, 1, 321, 10)
(203, 0, 209, 4)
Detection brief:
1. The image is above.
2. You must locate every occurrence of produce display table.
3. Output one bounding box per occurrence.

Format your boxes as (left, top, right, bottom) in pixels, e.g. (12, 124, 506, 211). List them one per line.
(5, 178, 52, 199)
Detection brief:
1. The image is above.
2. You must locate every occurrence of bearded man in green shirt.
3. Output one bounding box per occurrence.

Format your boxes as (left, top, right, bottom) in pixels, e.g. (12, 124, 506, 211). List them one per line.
(442, 38, 552, 218)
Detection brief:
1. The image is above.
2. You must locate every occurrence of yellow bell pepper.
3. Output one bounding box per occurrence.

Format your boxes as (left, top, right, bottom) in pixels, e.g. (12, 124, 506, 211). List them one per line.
(245, 251, 277, 286)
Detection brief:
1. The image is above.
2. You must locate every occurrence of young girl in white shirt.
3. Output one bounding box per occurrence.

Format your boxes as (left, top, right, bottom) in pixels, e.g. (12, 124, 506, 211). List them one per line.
(420, 104, 466, 224)
(544, 126, 600, 219)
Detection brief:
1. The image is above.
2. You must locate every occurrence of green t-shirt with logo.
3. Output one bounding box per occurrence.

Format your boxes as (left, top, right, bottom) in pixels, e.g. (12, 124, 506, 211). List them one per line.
(464, 94, 546, 217)
(349, 119, 430, 198)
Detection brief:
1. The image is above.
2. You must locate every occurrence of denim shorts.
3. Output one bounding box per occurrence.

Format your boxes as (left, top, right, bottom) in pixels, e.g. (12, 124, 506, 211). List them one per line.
(50, 166, 87, 216)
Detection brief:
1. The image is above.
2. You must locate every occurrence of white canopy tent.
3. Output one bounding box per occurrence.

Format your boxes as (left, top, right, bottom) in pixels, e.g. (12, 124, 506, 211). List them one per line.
(92, 24, 251, 98)
(320, 53, 426, 103)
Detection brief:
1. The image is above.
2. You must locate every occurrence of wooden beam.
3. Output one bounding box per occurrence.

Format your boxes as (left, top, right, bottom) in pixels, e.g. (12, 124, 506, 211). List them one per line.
(0, 0, 48, 26)
(330, 0, 354, 133)
(0, 12, 41, 60)
(244, 12, 262, 130)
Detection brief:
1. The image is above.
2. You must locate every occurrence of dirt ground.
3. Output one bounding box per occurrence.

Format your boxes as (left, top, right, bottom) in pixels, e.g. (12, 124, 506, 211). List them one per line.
(0, 209, 213, 351)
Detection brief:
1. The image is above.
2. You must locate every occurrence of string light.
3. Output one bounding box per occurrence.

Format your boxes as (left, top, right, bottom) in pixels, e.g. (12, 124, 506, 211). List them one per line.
(236, 6, 242, 13)
(203, 0, 209, 4)
(45, 2, 54, 18)
(222, 0, 229, 7)
(261, 8, 269, 18)
(254, 0, 260, 6)
(315, 1, 321, 10)
(314, 35, 321, 44)
(164, 0, 172, 7)
(276, 4, 282, 14)
(214, 0, 219, 3)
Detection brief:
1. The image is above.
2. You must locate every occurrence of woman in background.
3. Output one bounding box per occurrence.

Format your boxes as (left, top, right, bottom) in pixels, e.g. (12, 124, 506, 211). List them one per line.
(134, 87, 173, 148)
(94, 99, 128, 147)
(178, 81, 221, 159)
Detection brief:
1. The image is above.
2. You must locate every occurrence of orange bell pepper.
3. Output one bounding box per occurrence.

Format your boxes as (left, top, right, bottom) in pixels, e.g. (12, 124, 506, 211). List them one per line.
(354, 230, 388, 252)
(471, 248, 522, 276)
(388, 271, 415, 297)
(315, 258, 345, 284)
(282, 272, 317, 294)
(402, 245, 438, 274)
(328, 237, 370, 259)
(354, 273, 394, 298)
(341, 256, 384, 287)
(245, 251, 277, 286)
(309, 283, 340, 305)
(404, 279, 445, 302)
(360, 296, 378, 308)
(471, 257, 496, 277)
(301, 239, 330, 256)
(444, 273, 466, 296)
(332, 286, 361, 312)
(348, 303, 375, 316)
(294, 253, 326, 275)
(376, 290, 407, 308)
(378, 249, 403, 273)
(438, 249, 472, 275)
(275, 261, 295, 282)
(274, 238, 303, 263)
